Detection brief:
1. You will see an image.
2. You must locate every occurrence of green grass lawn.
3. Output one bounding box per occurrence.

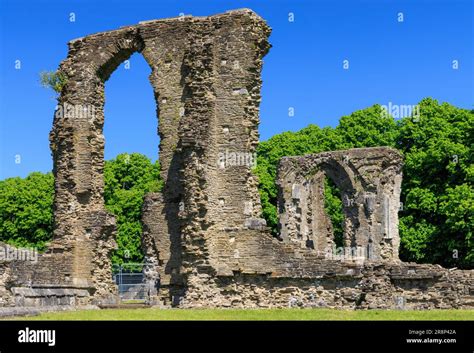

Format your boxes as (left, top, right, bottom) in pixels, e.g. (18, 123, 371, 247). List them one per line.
(11, 308, 474, 321)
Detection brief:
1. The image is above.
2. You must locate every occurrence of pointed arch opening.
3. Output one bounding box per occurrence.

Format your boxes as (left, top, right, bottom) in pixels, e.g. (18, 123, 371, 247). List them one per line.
(102, 52, 161, 268)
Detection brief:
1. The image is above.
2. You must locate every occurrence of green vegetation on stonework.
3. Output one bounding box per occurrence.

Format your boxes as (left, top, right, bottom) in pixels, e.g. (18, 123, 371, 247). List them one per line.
(39, 70, 68, 94)
(255, 98, 473, 268)
(17, 308, 474, 321)
(0, 98, 472, 268)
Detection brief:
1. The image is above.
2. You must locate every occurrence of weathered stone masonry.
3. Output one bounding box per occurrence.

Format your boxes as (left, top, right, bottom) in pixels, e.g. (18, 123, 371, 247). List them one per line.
(0, 9, 472, 310)
(277, 148, 402, 261)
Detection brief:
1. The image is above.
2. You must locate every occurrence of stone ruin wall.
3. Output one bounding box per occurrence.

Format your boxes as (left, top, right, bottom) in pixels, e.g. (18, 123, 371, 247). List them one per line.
(0, 9, 472, 311)
(176, 148, 473, 309)
(277, 148, 403, 260)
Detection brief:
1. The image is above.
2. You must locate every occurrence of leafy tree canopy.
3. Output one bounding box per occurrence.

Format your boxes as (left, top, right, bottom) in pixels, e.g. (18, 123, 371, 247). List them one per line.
(0, 172, 53, 250)
(0, 153, 163, 265)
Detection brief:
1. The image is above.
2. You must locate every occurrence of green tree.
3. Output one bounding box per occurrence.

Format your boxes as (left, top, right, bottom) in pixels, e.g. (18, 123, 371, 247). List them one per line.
(104, 153, 163, 265)
(0, 153, 163, 266)
(334, 104, 398, 149)
(0, 172, 54, 250)
(397, 98, 473, 268)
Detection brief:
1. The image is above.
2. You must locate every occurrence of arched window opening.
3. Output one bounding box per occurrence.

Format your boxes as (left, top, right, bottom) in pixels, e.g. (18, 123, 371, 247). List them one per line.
(323, 176, 345, 249)
(102, 53, 162, 270)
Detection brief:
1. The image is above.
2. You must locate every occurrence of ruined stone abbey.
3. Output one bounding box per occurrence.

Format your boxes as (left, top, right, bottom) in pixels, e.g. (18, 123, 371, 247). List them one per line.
(0, 9, 472, 311)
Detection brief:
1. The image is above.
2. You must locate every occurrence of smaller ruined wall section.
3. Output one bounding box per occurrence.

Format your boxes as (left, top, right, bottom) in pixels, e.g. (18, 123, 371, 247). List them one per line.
(277, 147, 403, 261)
(277, 169, 334, 251)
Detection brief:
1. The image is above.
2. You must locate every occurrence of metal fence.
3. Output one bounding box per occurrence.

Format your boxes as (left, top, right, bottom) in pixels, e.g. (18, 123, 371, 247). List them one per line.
(112, 263, 148, 302)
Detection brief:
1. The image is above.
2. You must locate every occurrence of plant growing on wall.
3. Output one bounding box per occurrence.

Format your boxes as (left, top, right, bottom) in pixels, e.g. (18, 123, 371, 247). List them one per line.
(39, 70, 68, 94)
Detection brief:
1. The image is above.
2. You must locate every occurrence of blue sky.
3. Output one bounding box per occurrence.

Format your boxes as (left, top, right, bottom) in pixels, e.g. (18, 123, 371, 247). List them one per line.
(0, 0, 472, 179)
